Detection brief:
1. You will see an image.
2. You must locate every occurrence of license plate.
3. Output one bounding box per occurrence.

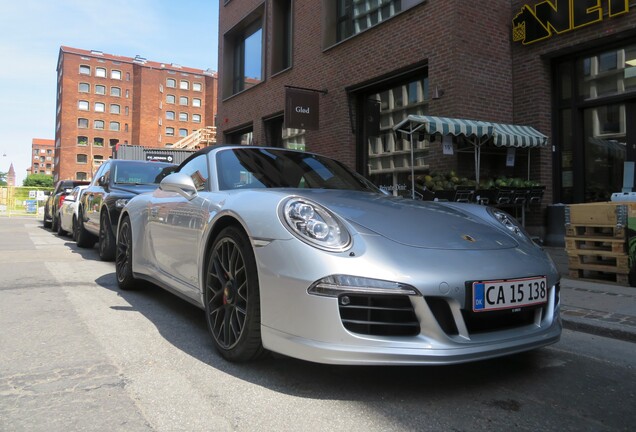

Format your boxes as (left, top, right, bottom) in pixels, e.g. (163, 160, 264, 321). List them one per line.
(473, 276, 547, 312)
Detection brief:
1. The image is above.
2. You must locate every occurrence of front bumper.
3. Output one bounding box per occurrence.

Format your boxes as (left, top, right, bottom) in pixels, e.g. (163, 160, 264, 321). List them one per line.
(254, 233, 561, 365)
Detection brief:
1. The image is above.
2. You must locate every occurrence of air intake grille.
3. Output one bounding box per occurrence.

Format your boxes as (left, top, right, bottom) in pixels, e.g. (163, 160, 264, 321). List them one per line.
(338, 294, 419, 336)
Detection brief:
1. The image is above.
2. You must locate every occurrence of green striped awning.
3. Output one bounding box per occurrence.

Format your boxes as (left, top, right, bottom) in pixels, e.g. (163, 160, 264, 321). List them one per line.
(491, 122, 547, 148)
(393, 115, 547, 148)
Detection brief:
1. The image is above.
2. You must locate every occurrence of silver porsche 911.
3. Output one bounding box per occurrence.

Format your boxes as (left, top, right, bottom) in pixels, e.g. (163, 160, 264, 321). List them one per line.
(116, 145, 561, 365)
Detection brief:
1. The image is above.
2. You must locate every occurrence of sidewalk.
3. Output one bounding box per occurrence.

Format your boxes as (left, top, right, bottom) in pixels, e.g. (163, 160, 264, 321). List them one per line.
(545, 246, 636, 343)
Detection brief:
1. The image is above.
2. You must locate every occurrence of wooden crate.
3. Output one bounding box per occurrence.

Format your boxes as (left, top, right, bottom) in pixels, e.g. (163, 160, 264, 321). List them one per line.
(565, 202, 636, 286)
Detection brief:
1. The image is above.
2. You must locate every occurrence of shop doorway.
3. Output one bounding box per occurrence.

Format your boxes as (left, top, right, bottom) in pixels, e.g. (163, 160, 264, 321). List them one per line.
(555, 42, 636, 203)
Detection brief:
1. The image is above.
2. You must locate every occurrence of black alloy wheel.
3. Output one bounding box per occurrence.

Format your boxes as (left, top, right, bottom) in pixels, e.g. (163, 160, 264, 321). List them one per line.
(205, 226, 263, 362)
(99, 211, 116, 261)
(116, 216, 137, 290)
(76, 208, 96, 248)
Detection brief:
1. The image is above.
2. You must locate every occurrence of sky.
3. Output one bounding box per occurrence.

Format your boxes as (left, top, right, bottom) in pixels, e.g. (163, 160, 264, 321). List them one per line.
(0, 0, 219, 185)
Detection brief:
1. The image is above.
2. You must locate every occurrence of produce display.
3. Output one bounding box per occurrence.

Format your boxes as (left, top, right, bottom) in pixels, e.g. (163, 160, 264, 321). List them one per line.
(416, 171, 541, 191)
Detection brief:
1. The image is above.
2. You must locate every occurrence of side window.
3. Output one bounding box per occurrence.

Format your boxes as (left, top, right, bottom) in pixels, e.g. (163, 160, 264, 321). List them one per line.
(178, 154, 209, 191)
(93, 162, 109, 185)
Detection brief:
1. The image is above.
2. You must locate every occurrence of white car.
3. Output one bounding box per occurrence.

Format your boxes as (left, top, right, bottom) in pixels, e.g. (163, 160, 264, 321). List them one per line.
(58, 185, 89, 239)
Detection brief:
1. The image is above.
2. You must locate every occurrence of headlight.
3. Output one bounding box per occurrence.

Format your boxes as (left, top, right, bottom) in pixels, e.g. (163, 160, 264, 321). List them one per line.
(489, 208, 528, 238)
(281, 197, 351, 251)
(308, 275, 419, 297)
(115, 198, 130, 209)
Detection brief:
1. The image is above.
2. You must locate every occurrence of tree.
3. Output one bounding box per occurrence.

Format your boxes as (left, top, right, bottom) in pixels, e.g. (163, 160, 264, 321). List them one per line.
(0, 171, 7, 186)
(23, 173, 54, 188)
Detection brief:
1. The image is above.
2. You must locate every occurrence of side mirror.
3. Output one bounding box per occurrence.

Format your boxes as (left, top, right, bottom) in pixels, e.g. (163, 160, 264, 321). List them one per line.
(98, 176, 107, 187)
(160, 172, 198, 200)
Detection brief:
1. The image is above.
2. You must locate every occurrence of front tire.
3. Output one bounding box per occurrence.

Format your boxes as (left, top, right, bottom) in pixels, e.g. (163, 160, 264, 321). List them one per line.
(205, 226, 264, 362)
(57, 214, 66, 236)
(76, 207, 97, 248)
(116, 215, 138, 290)
(99, 211, 116, 261)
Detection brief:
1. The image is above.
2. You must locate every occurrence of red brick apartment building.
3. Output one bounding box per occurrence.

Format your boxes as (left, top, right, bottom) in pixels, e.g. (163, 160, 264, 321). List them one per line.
(54, 46, 218, 182)
(216, 0, 636, 235)
(28, 138, 55, 176)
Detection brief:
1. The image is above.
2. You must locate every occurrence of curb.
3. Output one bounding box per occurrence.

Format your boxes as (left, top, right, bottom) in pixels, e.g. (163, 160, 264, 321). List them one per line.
(561, 315, 636, 343)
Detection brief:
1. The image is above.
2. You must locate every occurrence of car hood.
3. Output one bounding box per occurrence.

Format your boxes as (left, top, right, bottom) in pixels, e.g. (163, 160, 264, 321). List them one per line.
(291, 190, 518, 250)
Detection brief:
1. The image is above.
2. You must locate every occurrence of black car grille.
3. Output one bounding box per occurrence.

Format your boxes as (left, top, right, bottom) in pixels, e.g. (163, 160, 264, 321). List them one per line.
(425, 282, 558, 336)
(338, 294, 420, 336)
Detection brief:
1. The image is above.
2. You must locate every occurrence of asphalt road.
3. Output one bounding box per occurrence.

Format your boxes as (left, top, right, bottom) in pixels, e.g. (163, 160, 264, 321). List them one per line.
(1, 217, 635, 432)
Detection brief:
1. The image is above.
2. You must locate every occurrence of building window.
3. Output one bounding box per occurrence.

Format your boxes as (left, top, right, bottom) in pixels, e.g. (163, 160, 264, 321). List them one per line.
(111, 87, 121, 97)
(272, 0, 293, 74)
(179, 96, 188, 105)
(167, 78, 176, 88)
(79, 65, 90, 75)
(337, 0, 402, 42)
(77, 136, 88, 146)
(364, 72, 430, 194)
(193, 114, 201, 123)
(94, 137, 104, 147)
(166, 127, 175, 136)
(125, 106, 129, 116)
(110, 104, 120, 114)
(193, 82, 202, 92)
(223, 5, 264, 96)
(77, 172, 88, 180)
(192, 98, 201, 107)
(94, 102, 105, 113)
(126, 89, 130, 98)
(94, 120, 105, 130)
(78, 118, 89, 128)
(111, 70, 122, 80)
(95, 85, 106, 95)
(180, 80, 189, 90)
(179, 112, 188, 121)
(226, 126, 254, 145)
(166, 94, 175, 104)
(166, 111, 175, 120)
(179, 128, 188, 137)
(78, 100, 89, 111)
(77, 154, 88, 164)
(126, 72, 130, 81)
(110, 121, 120, 131)
(95, 67, 107, 78)
(79, 82, 90, 92)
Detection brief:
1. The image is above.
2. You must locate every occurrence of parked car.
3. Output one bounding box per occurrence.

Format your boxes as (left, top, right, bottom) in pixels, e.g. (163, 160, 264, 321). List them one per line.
(115, 145, 561, 365)
(58, 185, 89, 239)
(76, 159, 174, 261)
(43, 180, 90, 229)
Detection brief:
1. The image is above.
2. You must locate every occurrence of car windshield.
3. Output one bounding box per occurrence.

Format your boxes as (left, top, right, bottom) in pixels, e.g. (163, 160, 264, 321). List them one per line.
(114, 162, 172, 184)
(216, 148, 381, 192)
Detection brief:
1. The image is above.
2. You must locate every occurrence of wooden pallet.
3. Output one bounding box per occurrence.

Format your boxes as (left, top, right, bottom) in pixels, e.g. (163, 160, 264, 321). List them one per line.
(565, 236, 626, 254)
(568, 252, 629, 273)
(565, 224, 625, 238)
(568, 268, 629, 285)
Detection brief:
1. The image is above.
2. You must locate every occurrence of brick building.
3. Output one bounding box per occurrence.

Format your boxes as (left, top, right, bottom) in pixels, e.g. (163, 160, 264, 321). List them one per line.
(54, 46, 218, 182)
(216, 0, 636, 235)
(28, 138, 55, 176)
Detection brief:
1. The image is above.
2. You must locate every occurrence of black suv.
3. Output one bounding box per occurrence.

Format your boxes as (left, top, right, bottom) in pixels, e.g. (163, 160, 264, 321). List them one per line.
(76, 159, 174, 260)
(43, 180, 90, 230)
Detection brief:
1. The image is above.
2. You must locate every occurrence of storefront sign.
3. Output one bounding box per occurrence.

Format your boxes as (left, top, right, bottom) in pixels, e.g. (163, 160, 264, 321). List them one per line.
(513, 0, 630, 45)
(285, 88, 319, 130)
